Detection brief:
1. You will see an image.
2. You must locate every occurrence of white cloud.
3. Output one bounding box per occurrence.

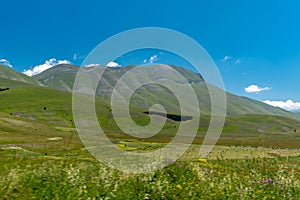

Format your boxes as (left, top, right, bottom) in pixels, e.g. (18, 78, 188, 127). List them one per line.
(23, 58, 71, 76)
(73, 53, 85, 61)
(73, 53, 77, 60)
(84, 64, 101, 67)
(0, 59, 13, 68)
(221, 56, 241, 64)
(143, 54, 159, 64)
(221, 56, 231, 62)
(245, 84, 271, 93)
(235, 59, 241, 64)
(149, 55, 158, 63)
(106, 61, 121, 67)
(263, 100, 300, 111)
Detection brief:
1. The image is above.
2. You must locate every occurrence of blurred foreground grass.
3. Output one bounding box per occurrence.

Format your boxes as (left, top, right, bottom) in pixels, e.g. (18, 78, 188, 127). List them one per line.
(0, 152, 299, 199)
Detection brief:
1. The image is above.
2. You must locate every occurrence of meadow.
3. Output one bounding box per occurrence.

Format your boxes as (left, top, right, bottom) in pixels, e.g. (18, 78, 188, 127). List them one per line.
(1, 139, 299, 199)
(0, 82, 299, 199)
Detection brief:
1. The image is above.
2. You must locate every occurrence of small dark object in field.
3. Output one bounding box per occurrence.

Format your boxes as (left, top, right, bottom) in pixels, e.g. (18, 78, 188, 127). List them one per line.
(43, 107, 47, 110)
(0, 87, 9, 92)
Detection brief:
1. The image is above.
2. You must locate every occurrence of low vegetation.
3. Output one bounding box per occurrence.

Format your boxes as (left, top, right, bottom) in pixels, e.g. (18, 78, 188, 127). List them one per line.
(1, 149, 299, 199)
(0, 69, 299, 199)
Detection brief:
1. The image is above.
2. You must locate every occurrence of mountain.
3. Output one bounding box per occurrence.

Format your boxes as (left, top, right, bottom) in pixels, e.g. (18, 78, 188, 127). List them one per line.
(0, 63, 298, 119)
(34, 64, 297, 119)
(33, 64, 78, 91)
(0, 64, 38, 85)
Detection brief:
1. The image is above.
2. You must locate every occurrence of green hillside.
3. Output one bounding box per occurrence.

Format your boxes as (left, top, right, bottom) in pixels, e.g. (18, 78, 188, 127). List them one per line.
(0, 77, 33, 88)
(0, 64, 38, 85)
(33, 64, 78, 91)
(1, 77, 299, 149)
(225, 91, 296, 117)
(0, 84, 73, 126)
(218, 114, 300, 148)
(0, 77, 117, 128)
(34, 64, 298, 119)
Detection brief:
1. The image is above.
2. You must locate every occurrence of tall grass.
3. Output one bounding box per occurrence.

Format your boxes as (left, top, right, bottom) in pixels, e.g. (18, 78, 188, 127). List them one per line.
(1, 156, 299, 199)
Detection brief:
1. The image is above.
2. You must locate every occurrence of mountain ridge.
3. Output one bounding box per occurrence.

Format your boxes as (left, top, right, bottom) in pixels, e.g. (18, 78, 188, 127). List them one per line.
(0, 63, 298, 120)
(33, 64, 298, 119)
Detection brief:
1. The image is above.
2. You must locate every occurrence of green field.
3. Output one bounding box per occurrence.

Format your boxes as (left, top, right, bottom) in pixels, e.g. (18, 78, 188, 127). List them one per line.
(1, 143, 299, 199)
(1, 68, 300, 199)
(1, 111, 300, 199)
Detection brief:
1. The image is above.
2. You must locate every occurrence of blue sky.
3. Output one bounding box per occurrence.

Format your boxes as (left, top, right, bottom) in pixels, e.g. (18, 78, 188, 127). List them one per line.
(1, 0, 300, 111)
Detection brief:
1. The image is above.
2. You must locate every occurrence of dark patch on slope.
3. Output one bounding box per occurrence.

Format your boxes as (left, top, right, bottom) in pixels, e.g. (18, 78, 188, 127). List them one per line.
(143, 111, 192, 122)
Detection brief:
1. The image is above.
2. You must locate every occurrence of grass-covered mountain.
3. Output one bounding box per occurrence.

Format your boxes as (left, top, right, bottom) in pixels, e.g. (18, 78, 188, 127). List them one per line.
(0, 64, 38, 85)
(0, 70, 300, 148)
(33, 64, 78, 91)
(34, 64, 296, 119)
(0, 77, 300, 148)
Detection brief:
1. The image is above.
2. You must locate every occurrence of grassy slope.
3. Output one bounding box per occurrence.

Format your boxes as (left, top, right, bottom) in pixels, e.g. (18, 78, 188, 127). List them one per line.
(33, 64, 298, 119)
(226, 92, 297, 118)
(0, 77, 33, 88)
(1, 67, 300, 199)
(33, 64, 78, 91)
(218, 114, 300, 148)
(0, 64, 38, 85)
(0, 112, 82, 155)
(0, 84, 74, 126)
(1, 77, 300, 148)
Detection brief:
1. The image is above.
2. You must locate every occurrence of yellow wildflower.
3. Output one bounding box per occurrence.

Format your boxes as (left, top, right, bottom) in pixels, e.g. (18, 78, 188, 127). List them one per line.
(176, 184, 183, 190)
(197, 158, 207, 163)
